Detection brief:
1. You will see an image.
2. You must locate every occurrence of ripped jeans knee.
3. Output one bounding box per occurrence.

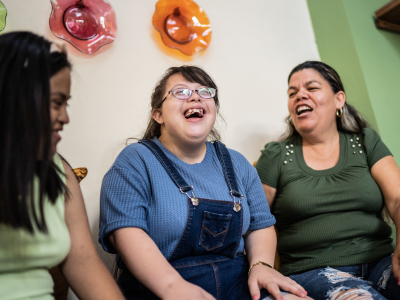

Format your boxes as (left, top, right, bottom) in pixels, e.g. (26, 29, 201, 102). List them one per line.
(318, 267, 385, 300)
(319, 267, 370, 285)
(376, 260, 392, 291)
(327, 286, 373, 300)
(289, 258, 396, 300)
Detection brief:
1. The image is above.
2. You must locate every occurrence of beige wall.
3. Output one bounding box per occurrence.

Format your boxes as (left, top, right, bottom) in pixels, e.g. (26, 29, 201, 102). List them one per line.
(2, 0, 319, 298)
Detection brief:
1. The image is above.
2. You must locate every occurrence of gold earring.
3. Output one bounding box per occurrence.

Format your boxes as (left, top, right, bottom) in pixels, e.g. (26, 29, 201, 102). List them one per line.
(336, 107, 343, 118)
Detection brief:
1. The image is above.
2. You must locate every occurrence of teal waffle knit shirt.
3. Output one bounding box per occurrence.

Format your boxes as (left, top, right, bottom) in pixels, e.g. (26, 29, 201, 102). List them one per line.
(256, 128, 394, 276)
(99, 138, 275, 259)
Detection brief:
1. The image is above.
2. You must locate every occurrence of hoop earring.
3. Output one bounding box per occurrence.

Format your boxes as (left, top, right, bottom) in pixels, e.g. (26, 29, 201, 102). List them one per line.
(336, 107, 343, 118)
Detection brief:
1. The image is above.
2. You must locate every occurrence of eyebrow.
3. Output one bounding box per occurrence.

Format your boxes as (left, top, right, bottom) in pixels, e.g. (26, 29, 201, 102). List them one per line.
(171, 84, 188, 89)
(171, 83, 206, 90)
(51, 92, 71, 101)
(288, 80, 321, 91)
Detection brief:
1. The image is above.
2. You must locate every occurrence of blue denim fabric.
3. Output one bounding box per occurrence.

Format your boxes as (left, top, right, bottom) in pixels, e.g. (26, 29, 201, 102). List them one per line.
(118, 255, 272, 300)
(199, 211, 232, 251)
(289, 255, 399, 300)
(168, 199, 243, 261)
(118, 140, 271, 300)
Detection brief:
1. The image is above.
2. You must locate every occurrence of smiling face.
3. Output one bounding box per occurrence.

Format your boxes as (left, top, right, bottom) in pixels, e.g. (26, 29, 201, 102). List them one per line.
(287, 68, 345, 136)
(49, 67, 71, 155)
(152, 73, 217, 146)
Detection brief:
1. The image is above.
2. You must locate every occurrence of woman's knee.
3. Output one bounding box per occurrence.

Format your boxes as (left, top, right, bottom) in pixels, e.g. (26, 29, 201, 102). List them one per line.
(328, 287, 373, 300)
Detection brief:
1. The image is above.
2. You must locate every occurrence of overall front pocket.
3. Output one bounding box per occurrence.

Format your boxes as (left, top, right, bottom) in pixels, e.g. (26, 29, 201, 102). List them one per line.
(199, 211, 232, 251)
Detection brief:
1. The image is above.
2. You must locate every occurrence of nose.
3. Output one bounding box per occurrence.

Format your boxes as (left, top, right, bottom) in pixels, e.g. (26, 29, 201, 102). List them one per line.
(296, 88, 308, 101)
(59, 105, 70, 125)
(188, 90, 201, 102)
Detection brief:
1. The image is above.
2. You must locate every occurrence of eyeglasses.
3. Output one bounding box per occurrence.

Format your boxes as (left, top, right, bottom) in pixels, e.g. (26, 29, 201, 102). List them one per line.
(162, 87, 217, 102)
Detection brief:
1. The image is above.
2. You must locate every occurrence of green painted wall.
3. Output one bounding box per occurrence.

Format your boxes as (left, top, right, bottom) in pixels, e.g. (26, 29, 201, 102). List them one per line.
(307, 0, 400, 164)
(343, 0, 400, 165)
(306, 0, 379, 130)
(307, 0, 400, 241)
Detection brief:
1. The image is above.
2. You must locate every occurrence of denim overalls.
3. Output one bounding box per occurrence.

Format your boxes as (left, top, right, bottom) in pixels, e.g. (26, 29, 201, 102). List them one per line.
(117, 140, 269, 300)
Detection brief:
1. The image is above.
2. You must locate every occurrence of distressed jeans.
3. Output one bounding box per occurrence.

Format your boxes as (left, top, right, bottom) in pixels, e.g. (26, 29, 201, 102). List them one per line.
(289, 255, 399, 300)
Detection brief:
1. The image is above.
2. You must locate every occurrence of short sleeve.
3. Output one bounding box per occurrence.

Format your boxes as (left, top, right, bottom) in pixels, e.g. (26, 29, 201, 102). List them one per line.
(255, 142, 282, 188)
(363, 128, 392, 168)
(99, 146, 152, 254)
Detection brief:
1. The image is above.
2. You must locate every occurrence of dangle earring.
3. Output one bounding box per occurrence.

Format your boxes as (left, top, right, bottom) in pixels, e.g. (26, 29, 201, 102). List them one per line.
(336, 107, 343, 118)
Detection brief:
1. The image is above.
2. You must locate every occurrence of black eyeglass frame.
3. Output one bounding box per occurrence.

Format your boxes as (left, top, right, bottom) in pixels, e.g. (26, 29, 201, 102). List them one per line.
(162, 87, 217, 102)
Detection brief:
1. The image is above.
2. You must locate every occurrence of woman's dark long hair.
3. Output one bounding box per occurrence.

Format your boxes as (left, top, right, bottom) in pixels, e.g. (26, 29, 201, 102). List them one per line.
(281, 61, 369, 140)
(0, 31, 71, 233)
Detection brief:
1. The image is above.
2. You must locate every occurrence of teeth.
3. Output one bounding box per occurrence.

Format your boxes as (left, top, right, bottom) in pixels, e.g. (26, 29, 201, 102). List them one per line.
(297, 105, 312, 114)
(185, 108, 204, 117)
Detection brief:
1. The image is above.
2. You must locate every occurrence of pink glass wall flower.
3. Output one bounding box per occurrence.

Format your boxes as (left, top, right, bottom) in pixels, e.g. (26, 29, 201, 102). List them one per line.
(153, 0, 212, 56)
(0, 1, 7, 32)
(49, 0, 117, 54)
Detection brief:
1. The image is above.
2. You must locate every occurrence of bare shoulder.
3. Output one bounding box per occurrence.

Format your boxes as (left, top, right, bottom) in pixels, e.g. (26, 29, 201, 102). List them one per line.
(59, 158, 80, 188)
(57, 157, 84, 208)
(59, 158, 88, 231)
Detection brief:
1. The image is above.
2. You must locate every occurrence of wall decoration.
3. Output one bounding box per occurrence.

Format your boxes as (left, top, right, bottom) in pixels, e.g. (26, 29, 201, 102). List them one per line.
(375, 0, 400, 34)
(153, 0, 211, 56)
(49, 0, 117, 54)
(0, 1, 7, 32)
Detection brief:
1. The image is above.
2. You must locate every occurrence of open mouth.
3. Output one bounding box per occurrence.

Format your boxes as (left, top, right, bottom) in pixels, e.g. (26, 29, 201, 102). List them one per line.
(52, 129, 62, 140)
(184, 108, 204, 119)
(296, 105, 313, 116)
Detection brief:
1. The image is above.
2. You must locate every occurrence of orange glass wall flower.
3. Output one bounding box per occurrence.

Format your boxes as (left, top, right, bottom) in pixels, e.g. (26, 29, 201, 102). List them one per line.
(49, 0, 117, 54)
(153, 0, 212, 56)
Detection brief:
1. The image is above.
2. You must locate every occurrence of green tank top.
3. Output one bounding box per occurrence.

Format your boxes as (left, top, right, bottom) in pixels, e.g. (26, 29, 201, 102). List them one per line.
(0, 154, 71, 300)
(256, 128, 394, 276)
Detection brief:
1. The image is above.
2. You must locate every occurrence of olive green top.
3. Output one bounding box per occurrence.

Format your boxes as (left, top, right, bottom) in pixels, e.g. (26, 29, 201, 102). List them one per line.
(256, 128, 394, 276)
(0, 154, 70, 300)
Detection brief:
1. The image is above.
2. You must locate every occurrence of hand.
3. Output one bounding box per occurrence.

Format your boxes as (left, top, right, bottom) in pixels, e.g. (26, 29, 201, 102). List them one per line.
(392, 244, 400, 285)
(163, 279, 216, 300)
(248, 265, 307, 300)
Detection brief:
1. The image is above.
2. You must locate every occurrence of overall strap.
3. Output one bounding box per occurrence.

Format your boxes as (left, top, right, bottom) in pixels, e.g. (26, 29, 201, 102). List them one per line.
(213, 141, 243, 199)
(138, 139, 193, 193)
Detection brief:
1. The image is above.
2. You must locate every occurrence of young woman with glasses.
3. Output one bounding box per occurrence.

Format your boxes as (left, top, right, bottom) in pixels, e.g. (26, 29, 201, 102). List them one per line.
(0, 31, 124, 300)
(99, 66, 310, 300)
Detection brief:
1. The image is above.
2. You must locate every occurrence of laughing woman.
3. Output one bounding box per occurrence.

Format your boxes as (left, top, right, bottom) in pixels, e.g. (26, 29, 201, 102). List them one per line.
(99, 66, 310, 300)
(256, 61, 400, 300)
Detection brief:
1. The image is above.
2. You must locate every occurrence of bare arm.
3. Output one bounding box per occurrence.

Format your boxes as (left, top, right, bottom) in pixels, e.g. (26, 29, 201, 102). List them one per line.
(245, 227, 276, 272)
(245, 227, 307, 300)
(109, 227, 215, 300)
(255, 184, 311, 299)
(59, 161, 124, 300)
(371, 156, 400, 283)
(262, 183, 277, 207)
